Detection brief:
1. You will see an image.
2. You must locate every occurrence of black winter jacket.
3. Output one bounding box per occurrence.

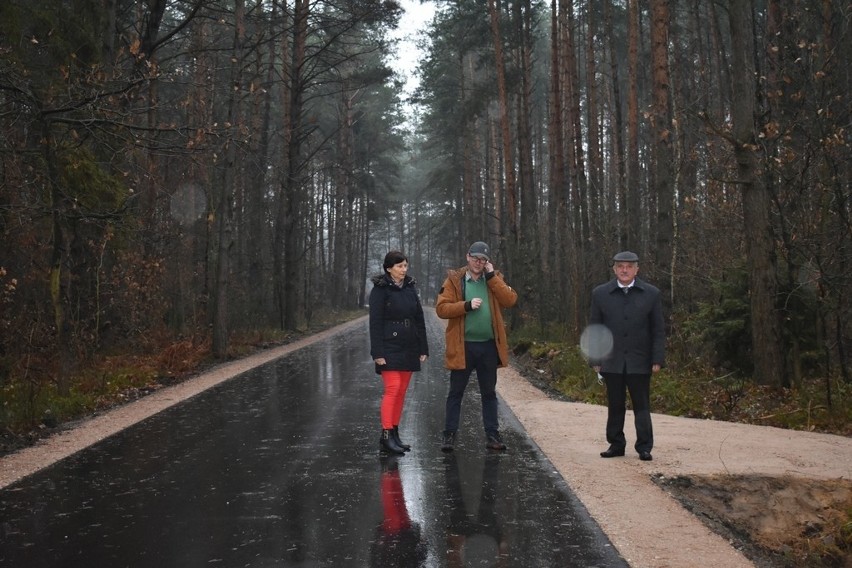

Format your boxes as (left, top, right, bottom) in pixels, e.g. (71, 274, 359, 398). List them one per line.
(588, 277, 666, 373)
(368, 274, 428, 374)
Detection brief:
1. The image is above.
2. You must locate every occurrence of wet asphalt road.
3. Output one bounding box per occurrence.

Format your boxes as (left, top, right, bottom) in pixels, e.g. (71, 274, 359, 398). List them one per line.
(0, 313, 627, 567)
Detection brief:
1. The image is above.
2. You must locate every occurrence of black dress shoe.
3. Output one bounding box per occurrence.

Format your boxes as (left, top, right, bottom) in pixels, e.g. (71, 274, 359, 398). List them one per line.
(639, 451, 653, 461)
(600, 447, 625, 458)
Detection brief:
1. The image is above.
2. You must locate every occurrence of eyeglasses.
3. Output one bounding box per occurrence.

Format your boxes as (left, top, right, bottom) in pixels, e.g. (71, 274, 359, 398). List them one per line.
(468, 256, 488, 263)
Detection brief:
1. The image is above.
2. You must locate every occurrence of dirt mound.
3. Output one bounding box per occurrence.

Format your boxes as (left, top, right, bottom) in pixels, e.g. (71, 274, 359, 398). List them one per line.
(654, 474, 852, 567)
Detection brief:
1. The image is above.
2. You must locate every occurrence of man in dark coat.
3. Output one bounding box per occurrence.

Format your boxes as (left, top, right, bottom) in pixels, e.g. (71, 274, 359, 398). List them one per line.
(589, 251, 665, 461)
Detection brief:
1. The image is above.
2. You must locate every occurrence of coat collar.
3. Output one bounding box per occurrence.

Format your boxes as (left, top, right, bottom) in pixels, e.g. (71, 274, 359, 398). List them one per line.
(608, 277, 646, 293)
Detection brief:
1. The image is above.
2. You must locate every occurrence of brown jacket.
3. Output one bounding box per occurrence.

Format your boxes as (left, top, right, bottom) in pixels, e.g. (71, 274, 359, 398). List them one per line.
(435, 267, 518, 370)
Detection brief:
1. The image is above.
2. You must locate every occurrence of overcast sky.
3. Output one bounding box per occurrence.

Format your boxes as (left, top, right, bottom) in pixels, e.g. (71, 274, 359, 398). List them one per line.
(388, 0, 437, 97)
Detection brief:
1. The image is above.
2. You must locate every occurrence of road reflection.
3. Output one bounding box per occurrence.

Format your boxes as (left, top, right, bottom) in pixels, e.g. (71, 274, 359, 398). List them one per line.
(371, 455, 427, 565)
(444, 452, 509, 566)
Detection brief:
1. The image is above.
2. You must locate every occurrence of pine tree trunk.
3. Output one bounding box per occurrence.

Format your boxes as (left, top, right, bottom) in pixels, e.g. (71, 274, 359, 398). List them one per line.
(585, 2, 602, 252)
(276, 0, 309, 330)
(729, 0, 785, 386)
(650, 0, 673, 308)
(212, 0, 246, 358)
(604, 0, 626, 253)
(517, 0, 540, 323)
(626, 0, 641, 249)
(547, 0, 566, 296)
(488, 0, 517, 238)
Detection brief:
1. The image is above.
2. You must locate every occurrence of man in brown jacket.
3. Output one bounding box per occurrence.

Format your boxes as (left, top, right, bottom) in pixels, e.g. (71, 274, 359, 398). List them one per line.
(436, 241, 518, 452)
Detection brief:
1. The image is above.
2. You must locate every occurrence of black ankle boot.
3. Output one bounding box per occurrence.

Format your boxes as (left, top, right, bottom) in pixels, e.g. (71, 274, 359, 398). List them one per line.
(380, 429, 405, 455)
(392, 426, 411, 451)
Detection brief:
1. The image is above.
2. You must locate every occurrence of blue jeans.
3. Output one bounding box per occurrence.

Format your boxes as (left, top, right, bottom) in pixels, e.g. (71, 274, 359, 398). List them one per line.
(444, 340, 500, 435)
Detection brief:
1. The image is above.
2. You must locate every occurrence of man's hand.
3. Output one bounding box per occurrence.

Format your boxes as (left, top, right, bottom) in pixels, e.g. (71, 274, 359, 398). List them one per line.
(470, 298, 483, 309)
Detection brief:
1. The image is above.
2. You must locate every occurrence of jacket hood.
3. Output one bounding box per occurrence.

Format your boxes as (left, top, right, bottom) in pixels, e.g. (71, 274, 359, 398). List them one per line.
(371, 273, 416, 287)
(446, 266, 467, 279)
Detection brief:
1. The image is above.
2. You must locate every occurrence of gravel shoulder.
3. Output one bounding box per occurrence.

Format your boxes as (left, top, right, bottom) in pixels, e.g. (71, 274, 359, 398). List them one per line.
(2, 316, 850, 567)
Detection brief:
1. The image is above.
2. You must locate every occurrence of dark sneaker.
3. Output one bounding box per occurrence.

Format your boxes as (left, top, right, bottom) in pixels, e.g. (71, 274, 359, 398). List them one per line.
(441, 431, 456, 452)
(486, 432, 507, 451)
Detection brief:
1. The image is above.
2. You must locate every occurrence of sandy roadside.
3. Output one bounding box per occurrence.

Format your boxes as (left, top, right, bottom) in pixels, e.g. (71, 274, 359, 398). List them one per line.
(496, 364, 852, 568)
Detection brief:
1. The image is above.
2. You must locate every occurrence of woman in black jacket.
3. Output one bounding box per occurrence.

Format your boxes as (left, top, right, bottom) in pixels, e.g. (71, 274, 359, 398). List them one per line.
(369, 251, 429, 454)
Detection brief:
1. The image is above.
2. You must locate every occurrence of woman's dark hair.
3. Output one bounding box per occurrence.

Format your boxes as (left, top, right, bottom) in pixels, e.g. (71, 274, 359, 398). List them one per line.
(383, 250, 408, 272)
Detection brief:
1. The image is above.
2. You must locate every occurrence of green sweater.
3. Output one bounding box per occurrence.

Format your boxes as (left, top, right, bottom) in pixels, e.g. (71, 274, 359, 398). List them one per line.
(464, 275, 494, 341)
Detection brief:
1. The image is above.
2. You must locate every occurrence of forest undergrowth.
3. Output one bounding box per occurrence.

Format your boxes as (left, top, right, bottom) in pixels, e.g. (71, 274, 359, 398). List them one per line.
(510, 335, 852, 437)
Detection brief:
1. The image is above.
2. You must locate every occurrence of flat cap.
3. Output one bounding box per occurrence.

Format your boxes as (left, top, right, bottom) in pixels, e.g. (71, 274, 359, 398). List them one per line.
(612, 251, 639, 262)
(468, 241, 491, 260)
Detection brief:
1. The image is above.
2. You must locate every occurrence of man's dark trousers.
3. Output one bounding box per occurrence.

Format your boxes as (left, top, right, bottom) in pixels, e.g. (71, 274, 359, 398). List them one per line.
(444, 340, 499, 434)
(602, 371, 653, 453)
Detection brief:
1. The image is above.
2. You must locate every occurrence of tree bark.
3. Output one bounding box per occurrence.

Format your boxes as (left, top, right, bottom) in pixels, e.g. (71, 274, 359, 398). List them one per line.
(212, 0, 246, 358)
(44, 121, 73, 395)
(563, 0, 587, 248)
(728, 0, 785, 386)
(559, 0, 585, 330)
(585, 1, 602, 252)
(604, 0, 626, 253)
(516, 0, 540, 323)
(276, 0, 309, 330)
(547, 0, 566, 294)
(650, 0, 673, 308)
(487, 0, 517, 238)
(625, 0, 641, 249)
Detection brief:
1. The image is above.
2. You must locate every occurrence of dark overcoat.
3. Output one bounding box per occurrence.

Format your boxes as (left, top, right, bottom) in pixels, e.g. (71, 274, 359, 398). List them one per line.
(589, 277, 666, 374)
(368, 274, 428, 374)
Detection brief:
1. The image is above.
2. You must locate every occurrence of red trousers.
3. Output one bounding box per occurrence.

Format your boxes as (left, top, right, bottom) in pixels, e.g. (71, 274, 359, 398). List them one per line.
(380, 370, 412, 429)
